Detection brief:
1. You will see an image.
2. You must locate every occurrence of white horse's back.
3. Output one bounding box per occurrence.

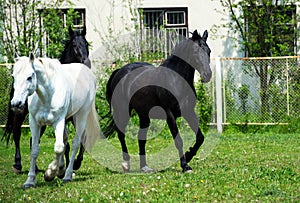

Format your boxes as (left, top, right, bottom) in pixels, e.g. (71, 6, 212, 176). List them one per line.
(59, 63, 96, 119)
(60, 63, 100, 150)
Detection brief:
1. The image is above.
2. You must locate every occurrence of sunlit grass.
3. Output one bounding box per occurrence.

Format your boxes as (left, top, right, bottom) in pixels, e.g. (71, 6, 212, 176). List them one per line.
(0, 128, 299, 202)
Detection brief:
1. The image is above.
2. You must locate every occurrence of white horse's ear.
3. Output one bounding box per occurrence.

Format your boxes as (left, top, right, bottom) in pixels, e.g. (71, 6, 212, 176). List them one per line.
(29, 52, 35, 63)
(33, 41, 41, 57)
(34, 48, 40, 58)
(14, 52, 20, 62)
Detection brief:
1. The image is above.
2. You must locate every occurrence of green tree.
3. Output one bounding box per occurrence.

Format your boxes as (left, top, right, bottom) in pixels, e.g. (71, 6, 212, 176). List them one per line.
(213, 0, 299, 120)
(0, 0, 79, 62)
(41, 8, 80, 58)
(238, 84, 250, 115)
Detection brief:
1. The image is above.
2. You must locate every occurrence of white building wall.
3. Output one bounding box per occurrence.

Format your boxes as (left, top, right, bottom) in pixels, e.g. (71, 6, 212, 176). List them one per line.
(71, 0, 240, 62)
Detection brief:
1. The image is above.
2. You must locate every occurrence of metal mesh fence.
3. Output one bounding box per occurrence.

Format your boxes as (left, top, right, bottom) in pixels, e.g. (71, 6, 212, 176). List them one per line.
(220, 56, 300, 124)
(1, 56, 299, 127)
(0, 64, 13, 127)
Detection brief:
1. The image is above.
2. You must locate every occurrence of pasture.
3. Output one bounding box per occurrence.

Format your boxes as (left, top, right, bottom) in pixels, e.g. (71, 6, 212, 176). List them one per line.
(0, 128, 299, 202)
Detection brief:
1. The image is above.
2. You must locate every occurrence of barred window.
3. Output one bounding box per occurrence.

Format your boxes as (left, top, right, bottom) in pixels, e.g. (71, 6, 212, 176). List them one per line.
(165, 11, 186, 26)
(141, 7, 188, 37)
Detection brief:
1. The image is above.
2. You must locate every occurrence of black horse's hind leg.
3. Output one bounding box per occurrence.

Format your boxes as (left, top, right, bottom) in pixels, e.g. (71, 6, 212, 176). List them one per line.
(73, 144, 84, 170)
(114, 113, 130, 172)
(113, 106, 130, 172)
(117, 127, 130, 172)
(166, 110, 192, 173)
(184, 129, 204, 163)
(183, 111, 204, 163)
(65, 118, 85, 171)
(12, 124, 22, 173)
(137, 116, 154, 172)
(11, 109, 28, 173)
(65, 142, 70, 167)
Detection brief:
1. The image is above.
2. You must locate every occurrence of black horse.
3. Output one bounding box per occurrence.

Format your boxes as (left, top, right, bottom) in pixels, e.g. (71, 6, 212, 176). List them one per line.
(104, 30, 212, 173)
(2, 26, 90, 173)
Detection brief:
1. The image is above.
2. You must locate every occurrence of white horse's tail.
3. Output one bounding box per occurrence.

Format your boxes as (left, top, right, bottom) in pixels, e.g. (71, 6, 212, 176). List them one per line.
(83, 101, 102, 152)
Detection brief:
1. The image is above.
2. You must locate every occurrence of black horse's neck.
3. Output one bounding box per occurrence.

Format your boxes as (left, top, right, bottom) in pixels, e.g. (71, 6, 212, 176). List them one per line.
(59, 33, 89, 65)
(60, 44, 76, 64)
(160, 55, 196, 93)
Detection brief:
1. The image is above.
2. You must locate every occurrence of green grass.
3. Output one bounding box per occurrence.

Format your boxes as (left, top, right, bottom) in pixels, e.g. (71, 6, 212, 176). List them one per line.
(0, 128, 299, 202)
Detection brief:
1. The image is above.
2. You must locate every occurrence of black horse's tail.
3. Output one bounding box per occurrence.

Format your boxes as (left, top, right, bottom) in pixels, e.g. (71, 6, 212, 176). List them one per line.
(2, 85, 16, 144)
(102, 69, 120, 138)
(2, 84, 28, 145)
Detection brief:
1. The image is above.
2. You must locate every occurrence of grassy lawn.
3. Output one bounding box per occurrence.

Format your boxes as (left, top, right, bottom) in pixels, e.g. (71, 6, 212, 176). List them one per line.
(0, 128, 299, 202)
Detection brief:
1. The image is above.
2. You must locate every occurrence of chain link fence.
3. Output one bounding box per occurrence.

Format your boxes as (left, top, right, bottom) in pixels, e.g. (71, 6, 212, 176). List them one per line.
(219, 56, 300, 125)
(1, 56, 300, 128)
(0, 64, 13, 127)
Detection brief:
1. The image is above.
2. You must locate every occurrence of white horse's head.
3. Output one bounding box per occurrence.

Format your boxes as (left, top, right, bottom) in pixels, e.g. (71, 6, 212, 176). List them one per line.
(11, 53, 37, 112)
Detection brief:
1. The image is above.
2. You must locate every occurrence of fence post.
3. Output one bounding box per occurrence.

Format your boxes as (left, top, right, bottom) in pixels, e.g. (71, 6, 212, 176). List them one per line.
(215, 57, 223, 133)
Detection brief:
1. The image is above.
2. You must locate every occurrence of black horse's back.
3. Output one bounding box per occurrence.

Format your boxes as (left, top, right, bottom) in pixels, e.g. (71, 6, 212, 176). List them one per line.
(104, 62, 154, 138)
(106, 62, 153, 103)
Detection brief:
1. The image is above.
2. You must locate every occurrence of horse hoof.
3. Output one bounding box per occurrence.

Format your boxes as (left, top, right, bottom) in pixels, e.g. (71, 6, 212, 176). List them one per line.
(141, 166, 154, 173)
(56, 166, 66, 179)
(12, 167, 21, 174)
(63, 178, 72, 183)
(121, 160, 130, 172)
(57, 173, 65, 179)
(22, 183, 35, 189)
(185, 169, 193, 173)
(44, 173, 55, 182)
(182, 165, 193, 173)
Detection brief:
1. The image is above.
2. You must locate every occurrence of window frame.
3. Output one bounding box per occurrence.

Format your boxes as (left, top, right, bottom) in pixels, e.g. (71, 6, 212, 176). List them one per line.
(141, 7, 188, 29)
(165, 10, 186, 27)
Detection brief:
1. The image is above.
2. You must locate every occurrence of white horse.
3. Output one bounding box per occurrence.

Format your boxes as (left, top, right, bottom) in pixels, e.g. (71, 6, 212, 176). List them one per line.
(11, 53, 100, 188)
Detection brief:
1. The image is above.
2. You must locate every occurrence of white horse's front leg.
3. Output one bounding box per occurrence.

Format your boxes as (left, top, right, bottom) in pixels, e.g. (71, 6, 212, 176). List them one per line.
(57, 127, 69, 179)
(44, 119, 65, 182)
(23, 118, 41, 189)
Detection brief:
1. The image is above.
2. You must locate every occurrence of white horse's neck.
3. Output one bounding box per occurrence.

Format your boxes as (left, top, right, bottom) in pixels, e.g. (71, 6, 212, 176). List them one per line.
(33, 58, 62, 104)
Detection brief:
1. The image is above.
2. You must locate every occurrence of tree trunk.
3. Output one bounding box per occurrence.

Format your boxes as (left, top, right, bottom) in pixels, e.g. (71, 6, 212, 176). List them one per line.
(260, 65, 270, 121)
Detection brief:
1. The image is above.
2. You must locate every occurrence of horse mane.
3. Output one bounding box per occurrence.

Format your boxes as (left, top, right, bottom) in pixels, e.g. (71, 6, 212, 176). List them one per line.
(35, 58, 61, 78)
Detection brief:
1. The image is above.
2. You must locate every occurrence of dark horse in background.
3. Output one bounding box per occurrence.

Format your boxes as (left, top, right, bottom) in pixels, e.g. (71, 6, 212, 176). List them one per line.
(2, 26, 91, 173)
(104, 30, 212, 173)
